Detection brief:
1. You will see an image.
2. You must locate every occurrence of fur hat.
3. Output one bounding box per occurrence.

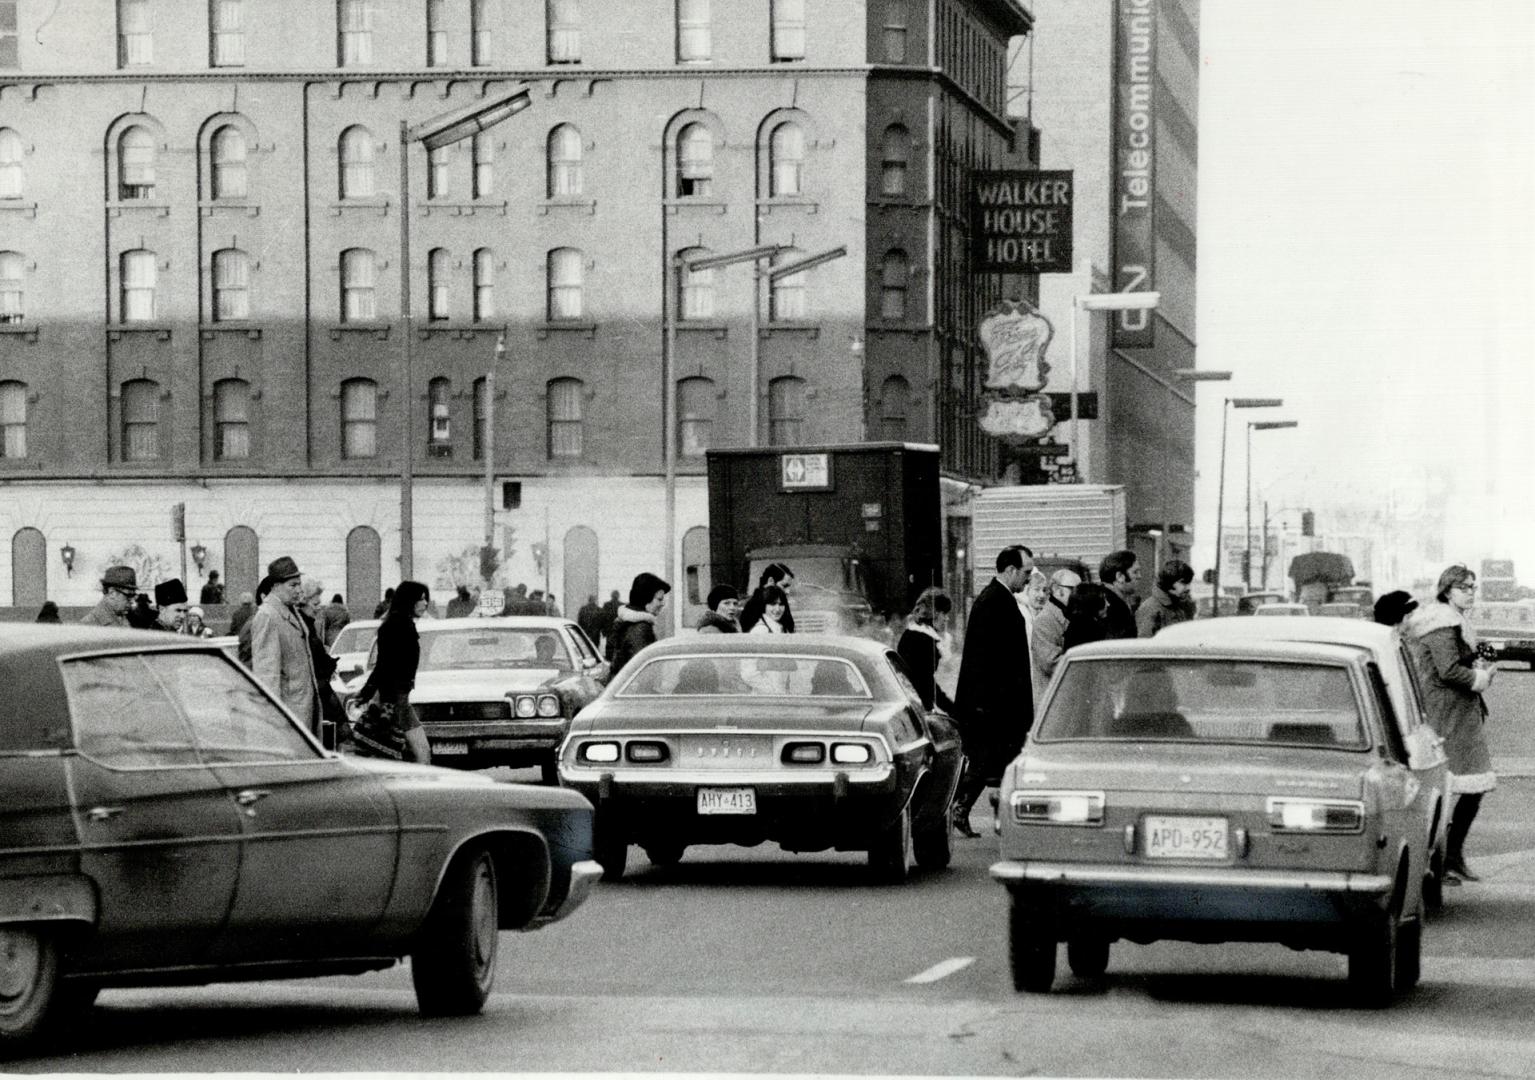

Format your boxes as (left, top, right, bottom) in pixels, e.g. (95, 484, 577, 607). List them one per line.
(1373, 590, 1418, 627)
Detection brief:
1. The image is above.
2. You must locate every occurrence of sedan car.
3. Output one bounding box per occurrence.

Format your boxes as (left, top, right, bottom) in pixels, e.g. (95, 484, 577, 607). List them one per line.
(351, 617, 606, 781)
(991, 638, 1436, 1006)
(1253, 602, 1310, 617)
(328, 617, 380, 690)
(558, 635, 962, 884)
(0, 624, 599, 1053)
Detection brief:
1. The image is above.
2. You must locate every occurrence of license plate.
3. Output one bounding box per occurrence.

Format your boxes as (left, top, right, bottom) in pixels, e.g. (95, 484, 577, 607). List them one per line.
(697, 787, 757, 815)
(432, 740, 469, 755)
(1144, 815, 1228, 860)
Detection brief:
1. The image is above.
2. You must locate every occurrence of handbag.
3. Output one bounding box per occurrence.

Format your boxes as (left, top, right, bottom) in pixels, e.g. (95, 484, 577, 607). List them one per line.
(349, 699, 406, 760)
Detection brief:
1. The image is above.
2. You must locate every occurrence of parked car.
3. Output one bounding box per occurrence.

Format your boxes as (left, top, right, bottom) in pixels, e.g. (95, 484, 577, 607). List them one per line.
(1195, 595, 1239, 618)
(991, 637, 1438, 1006)
(1319, 602, 1368, 619)
(1237, 591, 1290, 614)
(558, 634, 962, 883)
(328, 618, 381, 691)
(0, 624, 600, 1052)
(349, 617, 607, 782)
(1253, 603, 1310, 617)
(1467, 600, 1535, 670)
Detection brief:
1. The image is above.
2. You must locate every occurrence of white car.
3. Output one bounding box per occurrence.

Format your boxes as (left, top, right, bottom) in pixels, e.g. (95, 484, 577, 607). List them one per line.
(1253, 603, 1310, 617)
(328, 618, 381, 693)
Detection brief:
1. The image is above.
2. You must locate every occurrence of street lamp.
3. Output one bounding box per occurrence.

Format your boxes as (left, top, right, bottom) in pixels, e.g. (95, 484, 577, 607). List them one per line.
(1068, 290, 1160, 475)
(397, 86, 532, 580)
(1245, 419, 1299, 589)
(1213, 396, 1283, 606)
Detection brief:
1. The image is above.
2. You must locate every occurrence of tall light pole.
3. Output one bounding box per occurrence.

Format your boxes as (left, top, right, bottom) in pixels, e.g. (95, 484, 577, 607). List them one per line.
(397, 86, 532, 580)
(1213, 396, 1283, 607)
(1068, 289, 1160, 476)
(1245, 419, 1298, 589)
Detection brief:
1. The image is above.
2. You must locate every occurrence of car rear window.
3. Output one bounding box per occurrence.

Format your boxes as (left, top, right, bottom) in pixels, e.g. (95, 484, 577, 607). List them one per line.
(1037, 658, 1367, 748)
(617, 655, 871, 699)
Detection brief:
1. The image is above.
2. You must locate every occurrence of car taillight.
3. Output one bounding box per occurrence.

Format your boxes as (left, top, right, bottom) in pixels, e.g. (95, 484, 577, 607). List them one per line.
(626, 740, 669, 763)
(1010, 790, 1105, 827)
(1266, 797, 1365, 833)
(579, 741, 620, 763)
(782, 742, 825, 764)
(830, 743, 872, 765)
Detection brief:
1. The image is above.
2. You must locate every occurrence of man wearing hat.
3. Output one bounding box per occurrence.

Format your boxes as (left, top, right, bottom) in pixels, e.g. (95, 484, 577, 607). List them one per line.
(250, 556, 320, 731)
(1374, 590, 1419, 628)
(82, 566, 138, 627)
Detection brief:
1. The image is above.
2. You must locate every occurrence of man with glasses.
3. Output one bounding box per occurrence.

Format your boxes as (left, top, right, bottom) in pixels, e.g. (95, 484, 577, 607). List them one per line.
(1031, 568, 1081, 684)
(81, 565, 138, 627)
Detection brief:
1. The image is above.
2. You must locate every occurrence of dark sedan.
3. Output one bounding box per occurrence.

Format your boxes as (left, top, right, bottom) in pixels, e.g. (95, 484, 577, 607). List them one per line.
(0, 625, 600, 1054)
(558, 635, 962, 883)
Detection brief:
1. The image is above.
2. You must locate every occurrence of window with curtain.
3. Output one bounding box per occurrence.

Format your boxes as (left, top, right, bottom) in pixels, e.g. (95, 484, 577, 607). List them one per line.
(213, 248, 250, 321)
(213, 378, 250, 460)
(119, 126, 156, 200)
(880, 249, 909, 321)
(880, 124, 910, 197)
(883, 0, 907, 62)
(546, 378, 584, 458)
(472, 131, 494, 197)
(121, 249, 157, 322)
(340, 379, 377, 458)
(339, 126, 374, 198)
(0, 251, 22, 324)
(428, 377, 451, 456)
(473, 248, 495, 321)
(0, 128, 21, 199)
(119, 0, 152, 66)
(677, 0, 710, 61)
(427, 145, 449, 199)
(879, 375, 910, 441)
(0, 381, 26, 459)
(676, 123, 712, 197)
(547, 248, 583, 320)
(428, 248, 449, 321)
(340, 248, 376, 321)
(210, 125, 247, 199)
(768, 376, 805, 447)
(121, 379, 161, 461)
(677, 248, 714, 320)
(211, 0, 244, 65)
(471, 0, 492, 65)
(339, 0, 373, 64)
(771, 0, 804, 61)
(472, 376, 488, 460)
(547, 124, 582, 197)
(769, 122, 805, 197)
(677, 376, 715, 457)
(770, 247, 806, 321)
(547, 0, 579, 62)
(426, 0, 446, 65)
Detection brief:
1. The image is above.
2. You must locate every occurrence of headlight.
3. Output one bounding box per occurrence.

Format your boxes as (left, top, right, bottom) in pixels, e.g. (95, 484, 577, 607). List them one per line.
(579, 741, 620, 763)
(536, 694, 561, 718)
(782, 741, 825, 764)
(1010, 790, 1105, 827)
(1266, 797, 1365, 833)
(512, 695, 537, 718)
(830, 743, 872, 765)
(626, 740, 669, 763)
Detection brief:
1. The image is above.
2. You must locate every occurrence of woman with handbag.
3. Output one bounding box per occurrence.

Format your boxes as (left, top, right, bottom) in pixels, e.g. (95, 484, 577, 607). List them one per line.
(352, 580, 432, 764)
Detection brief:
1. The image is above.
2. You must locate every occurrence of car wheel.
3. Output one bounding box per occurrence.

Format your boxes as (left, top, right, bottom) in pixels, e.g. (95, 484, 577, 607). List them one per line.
(912, 809, 952, 872)
(1066, 937, 1111, 980)
(1395, 898, 1423, 993)
(49, 980, 100, 1019)
(1347, 904, 1401, 1008)
(593, 818, 628, 882)
(868, 807, 913, 884)
(0, 926, 60, 1048)
(1008, 892, 1056, 993)
(642, 840, 686, 868)
(411, 846, 499, 1017)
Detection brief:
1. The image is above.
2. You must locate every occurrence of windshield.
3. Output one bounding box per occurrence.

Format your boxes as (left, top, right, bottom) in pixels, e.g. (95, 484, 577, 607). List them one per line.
(617, 654, 871, 699)
(749, 557, 861, 595)
(331, 623, 378, 654)
(416, 628, 571, 672)
(1037, 658, 1367, 748)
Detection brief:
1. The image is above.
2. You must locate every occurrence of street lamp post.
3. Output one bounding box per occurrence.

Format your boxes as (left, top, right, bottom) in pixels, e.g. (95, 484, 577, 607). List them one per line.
(1068, 289, 1160, 477)
(397, 86, 532, 581)
(1213, 396, 1283, 607)
(1245, 419, 1299, 589)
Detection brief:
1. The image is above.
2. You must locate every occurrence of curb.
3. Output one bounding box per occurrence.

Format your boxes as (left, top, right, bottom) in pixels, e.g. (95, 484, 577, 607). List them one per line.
(1493, 757, 1535, 779)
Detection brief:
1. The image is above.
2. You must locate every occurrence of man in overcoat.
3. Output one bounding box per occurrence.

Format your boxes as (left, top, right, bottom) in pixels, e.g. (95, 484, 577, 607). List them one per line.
(81, 566, 137, 627)
(250, 556, 320, 730)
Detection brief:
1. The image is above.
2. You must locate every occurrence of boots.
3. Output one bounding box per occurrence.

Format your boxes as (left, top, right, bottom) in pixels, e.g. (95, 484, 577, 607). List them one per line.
(1446, 793, 1483, 882)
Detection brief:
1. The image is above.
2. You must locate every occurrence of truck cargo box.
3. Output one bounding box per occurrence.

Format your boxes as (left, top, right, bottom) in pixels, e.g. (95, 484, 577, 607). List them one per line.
(970, 485, 1127, 588)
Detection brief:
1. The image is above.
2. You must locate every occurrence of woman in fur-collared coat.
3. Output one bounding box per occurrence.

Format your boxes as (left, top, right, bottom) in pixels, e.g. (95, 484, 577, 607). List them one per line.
(1406, 564, 1498, 882)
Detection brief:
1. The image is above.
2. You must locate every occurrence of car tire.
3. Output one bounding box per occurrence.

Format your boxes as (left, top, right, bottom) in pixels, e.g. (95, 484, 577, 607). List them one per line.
(593, 818, 628, 882)
(642, 841, 686, 868)
(1395, 898, 1423, 993)
(1347, 904, 1401, 1008)
(912, 809, 952, 872)
(1008, 892, 1056, 994)
(1066, 937, 1110, 980)
(411, 846, 499, 1018)
(0, 925, 61, 1049)
(868, 807, 913, 884)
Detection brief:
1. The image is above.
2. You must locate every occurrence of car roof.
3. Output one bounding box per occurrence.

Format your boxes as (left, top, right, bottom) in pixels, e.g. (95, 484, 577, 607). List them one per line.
(628, 633, 890, 661)
(1060, 637, 1365, 665)
(417, 615, 573, 632)
(1157, 615, 1395, 651)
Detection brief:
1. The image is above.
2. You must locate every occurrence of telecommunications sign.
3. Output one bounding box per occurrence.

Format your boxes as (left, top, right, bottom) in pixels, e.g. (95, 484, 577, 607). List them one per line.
(971, 171, 1073, 274)
(1111, 0, 1157, 347)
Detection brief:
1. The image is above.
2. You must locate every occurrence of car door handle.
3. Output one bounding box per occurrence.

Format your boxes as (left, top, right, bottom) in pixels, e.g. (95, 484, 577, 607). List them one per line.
(86, 806, 124, 822)
(235, 789, 272, 807)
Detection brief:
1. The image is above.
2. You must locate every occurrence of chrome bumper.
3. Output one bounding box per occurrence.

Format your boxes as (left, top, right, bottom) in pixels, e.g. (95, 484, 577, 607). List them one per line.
(527, 859, 603, 928)
(559, 763, 896, 787)
(989, 859, 1394, 895)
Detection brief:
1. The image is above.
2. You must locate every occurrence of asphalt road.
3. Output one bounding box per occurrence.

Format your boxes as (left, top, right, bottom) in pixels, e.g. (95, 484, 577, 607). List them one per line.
(16, 670, 1535, 1077)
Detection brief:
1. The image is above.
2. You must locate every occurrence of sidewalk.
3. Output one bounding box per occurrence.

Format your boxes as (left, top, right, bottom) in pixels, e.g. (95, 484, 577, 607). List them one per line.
(1495, 756, 1535, 779)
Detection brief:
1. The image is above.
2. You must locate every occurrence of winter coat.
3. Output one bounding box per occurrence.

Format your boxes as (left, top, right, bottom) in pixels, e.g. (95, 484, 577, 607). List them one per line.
(609, 606, 657, 679)
(1136, 586, 1196, 638)
(1031, 598, 1070, 680)
(250, 595, 320, 727)
(317, 601, 352, 646)
(697, 610, 740, 633)
(1103, 588, 1140, 640)
(226, 602, 255, 638)
(1406, 602, 1495, 793)
(897, 622, 955, 713)
(748, 613, 784, 634)
(80, 597, 130, 628)
(359, 612, 422, 703)
(953, 577, 1034, 779)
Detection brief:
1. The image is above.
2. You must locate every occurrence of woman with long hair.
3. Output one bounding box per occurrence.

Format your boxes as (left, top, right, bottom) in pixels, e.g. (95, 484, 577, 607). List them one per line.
(739, 562, 796, 633)
(353, 580, 432, 763)
(746, 585, 789, 634)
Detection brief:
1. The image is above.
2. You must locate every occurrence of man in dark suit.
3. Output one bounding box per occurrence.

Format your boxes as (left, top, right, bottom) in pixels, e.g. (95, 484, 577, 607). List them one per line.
(1099, 549, 1142, 640)
(952, 543, 1035, 836)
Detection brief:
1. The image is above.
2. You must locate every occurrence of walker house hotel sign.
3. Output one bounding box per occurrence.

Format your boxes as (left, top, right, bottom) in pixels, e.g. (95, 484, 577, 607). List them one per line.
(971, 171, 1074, 274)
(1112, 0, 1157, 347)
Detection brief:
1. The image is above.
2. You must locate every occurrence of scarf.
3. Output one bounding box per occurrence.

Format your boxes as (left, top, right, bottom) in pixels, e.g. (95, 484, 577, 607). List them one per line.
(1407, 600, 1477, 648)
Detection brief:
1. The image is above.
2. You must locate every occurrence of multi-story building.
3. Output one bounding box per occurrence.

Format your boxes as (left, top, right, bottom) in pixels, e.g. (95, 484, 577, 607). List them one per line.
(0, 0, 1035, 624)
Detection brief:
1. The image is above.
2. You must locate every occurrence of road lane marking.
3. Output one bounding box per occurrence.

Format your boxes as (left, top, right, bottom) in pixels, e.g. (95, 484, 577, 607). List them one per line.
(904, 956, 975, 984)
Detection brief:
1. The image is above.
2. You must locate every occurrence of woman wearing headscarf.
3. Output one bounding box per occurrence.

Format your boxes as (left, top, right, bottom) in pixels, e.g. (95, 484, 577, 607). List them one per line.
(1406, 564, 1497, 882)
(353, 580, 432, 763)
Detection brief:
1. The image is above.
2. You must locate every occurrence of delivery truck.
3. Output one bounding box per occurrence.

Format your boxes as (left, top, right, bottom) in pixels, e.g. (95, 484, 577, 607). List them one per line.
(969, 484, 1127, 593)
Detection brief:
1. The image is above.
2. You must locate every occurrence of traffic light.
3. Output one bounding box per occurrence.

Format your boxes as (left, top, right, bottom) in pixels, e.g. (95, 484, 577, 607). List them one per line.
(1301, 510, 1315, 537)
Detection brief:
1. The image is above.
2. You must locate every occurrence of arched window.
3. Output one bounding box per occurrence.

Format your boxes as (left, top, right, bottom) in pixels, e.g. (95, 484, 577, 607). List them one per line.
(118, 125, 156, 200)
(0, 381, 28, 459)
(0, 251, 23, 324)
(471, 0, 492, 64)
(472, 376, 489, 460)
(428, 377, 452, 456)
(473, 248, 495, 321)
(213, 248, 250, 321)
(224, 524, 260, 599)
(677, 376, 715, 457)
(880, 124, 910, 197)
(340, 248, 376, 321)
(547, 377, 584, 458)
(427, 248, 450, 321)
(769, 122, 805, 197)
(880, 249, 909, 321)
(677, 247, 714, 320)
(120, 249, 157, 322)
(472, 131, 494, 197)
(121, 378, 161, 461)
(547, 124, 583, 197)
(10, 527, 46, 607)
(427, 144, 450, 199)
(767, 376, 805, 447)
(0, 129, 24, 200)
(339, 126, 374, 198)
(769, 246, 806, 321)
(771, 0, 805, 61)
(676, 123, 713, 197)
(879, 375, 911, 441)
(340, 378, 377, 459)
(210, 125, 248, 199)
(547, 247, 583, 320)
(345, 525, 382, 611)
(213, 378, 251, 460)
